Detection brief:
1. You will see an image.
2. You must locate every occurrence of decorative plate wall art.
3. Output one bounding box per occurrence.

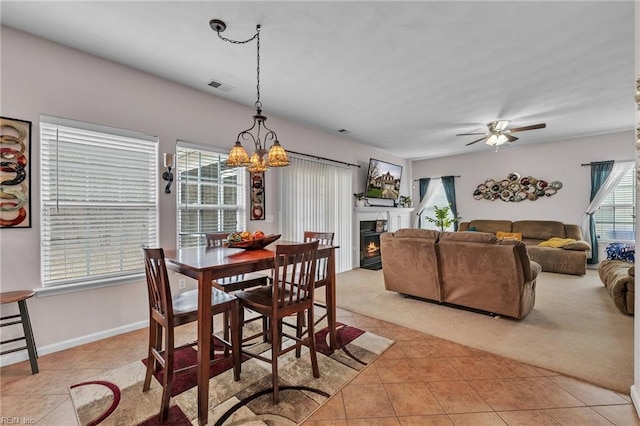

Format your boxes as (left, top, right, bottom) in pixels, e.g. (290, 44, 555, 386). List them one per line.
(0, 117, 31, 228)
(473, 172, 562, 202)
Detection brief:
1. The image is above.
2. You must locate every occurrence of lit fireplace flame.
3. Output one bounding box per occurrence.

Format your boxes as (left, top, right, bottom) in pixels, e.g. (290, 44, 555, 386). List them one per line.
(367, 241, 378, 254)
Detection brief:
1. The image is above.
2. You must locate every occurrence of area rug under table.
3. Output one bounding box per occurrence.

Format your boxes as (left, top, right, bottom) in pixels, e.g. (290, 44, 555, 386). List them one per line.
(69, 323, 394, 425)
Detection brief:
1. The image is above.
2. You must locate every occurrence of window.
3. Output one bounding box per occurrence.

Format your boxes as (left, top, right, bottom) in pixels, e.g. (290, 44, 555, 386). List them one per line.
(176, 143, 246, 248)
(595, 168, 636, 241)
(278, 156, 353, 273)
(419, 179, 454, 231)
(40, 116, 158, 287)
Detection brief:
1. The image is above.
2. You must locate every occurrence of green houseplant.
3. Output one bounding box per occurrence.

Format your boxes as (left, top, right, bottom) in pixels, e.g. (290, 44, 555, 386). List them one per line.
(353, 192, 366, 207)
(425, 204, 459, 231)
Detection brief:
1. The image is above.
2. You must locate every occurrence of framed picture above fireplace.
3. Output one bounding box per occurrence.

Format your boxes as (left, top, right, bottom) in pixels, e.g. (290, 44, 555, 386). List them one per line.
(364, 158, 402, 201)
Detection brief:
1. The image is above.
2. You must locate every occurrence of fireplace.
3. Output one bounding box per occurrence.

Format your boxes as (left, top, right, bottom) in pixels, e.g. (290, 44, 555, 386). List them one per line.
(360, 220, 387, 270)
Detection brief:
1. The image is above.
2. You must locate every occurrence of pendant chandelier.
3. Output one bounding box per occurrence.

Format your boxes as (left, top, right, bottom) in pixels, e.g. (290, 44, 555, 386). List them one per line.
(210, 19, 290, 173)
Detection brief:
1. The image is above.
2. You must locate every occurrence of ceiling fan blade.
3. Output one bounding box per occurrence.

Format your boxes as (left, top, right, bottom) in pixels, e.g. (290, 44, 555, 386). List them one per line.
(465, 136, 487, 146)
(505, 134, 519, 142)
(456, 132, 486, 136)
(509, 123, 546, 133)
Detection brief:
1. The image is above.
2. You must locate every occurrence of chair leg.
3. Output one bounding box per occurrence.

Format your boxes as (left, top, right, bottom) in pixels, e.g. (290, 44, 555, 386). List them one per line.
(143, 320, 158, 392)
(295, 311, 304, 358)
(160, 324, 174, 422)
(223, 310, 230, 357)
(271, 318, 281, 404)
(307, 308, 320, 379)
(230, 301, 241, 381)
(18, 300, 38, 374)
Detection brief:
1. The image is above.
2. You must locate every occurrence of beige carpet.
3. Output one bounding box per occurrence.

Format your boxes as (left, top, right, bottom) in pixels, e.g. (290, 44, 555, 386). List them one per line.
(325, 268, 633, 393)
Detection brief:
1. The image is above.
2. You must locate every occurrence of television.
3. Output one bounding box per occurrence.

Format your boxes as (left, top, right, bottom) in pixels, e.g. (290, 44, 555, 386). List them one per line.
(364, 158, 403, 200)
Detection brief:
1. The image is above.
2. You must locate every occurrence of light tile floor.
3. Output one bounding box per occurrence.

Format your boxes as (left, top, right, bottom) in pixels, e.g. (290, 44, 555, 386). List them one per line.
(1, 308, 638, 425)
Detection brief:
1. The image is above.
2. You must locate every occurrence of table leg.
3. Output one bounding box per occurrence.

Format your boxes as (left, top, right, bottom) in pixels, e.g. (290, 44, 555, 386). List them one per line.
(327, 249, 338, 350)
(197, 271, 212, 426)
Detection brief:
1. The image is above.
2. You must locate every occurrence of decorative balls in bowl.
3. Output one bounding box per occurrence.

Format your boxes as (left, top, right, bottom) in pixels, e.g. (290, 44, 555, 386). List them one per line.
(226, 231, 281, 250)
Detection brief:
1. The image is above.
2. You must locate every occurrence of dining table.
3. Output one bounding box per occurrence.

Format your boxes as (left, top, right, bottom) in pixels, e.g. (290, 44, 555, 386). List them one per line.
(164, 240, 339, 426)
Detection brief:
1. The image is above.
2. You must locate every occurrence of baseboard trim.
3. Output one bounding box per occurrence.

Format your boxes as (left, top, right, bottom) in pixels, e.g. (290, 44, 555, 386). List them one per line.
(631, 385, 640, 418)
(0, 320, 149, 367)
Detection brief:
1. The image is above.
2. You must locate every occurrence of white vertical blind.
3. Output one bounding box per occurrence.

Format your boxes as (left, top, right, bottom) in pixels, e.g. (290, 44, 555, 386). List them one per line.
(278, 156, 353, 273)
(176, 142, 246, 248)
(40, 116, 158, 287)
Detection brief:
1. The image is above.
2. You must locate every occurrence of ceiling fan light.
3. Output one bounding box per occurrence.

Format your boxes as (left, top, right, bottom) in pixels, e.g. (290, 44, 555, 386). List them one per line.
(266, 140, 291, 167)
(227, 141, 251, 166)
(495, 120, 511, 131)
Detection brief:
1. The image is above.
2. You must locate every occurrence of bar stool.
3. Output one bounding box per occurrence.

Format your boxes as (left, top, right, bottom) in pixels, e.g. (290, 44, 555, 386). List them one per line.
(1, 290, 39, 374)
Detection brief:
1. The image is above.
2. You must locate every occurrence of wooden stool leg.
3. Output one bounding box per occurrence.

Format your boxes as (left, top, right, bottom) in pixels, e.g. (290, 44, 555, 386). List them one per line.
(230, 300, 240, 381)
(18, 300, 38, 374)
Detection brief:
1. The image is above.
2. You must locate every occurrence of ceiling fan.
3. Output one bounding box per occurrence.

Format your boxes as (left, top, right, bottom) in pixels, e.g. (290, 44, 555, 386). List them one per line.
(457, 120, 547, 147)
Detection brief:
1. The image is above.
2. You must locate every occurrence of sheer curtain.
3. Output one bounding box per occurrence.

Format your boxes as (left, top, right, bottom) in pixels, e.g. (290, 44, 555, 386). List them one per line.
(581, 161, 633, 263)
(413, 177, 439, 228)
(278, 156, 354, 273)
(441, 175, 458, 231)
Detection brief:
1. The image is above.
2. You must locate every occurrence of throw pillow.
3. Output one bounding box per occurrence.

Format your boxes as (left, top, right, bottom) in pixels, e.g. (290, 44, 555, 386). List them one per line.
(563, 241, 591, 251)
(605, 243, 635, 262)
(496, 231, 522, 241)
(467, 226, 478, 232)
(538, 237, 577, 248)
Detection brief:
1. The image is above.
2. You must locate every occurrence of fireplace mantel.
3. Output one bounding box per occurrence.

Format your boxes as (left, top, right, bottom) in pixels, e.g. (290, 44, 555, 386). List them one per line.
(352, 207, 414, 268)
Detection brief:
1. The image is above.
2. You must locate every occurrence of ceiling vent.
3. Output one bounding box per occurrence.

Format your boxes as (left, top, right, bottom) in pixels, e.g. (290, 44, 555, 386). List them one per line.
(207, 79, 233, 92)
(337, 129, 350, 134)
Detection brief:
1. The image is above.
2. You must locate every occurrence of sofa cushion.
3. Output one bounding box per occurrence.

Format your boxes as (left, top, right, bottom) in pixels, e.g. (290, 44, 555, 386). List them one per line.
(466, 220, 513, 235)
(513, 220, 567, 240)
(441, 231, 497, 243)
(393, 228, 440, 240)
(538, 237, 576, 248)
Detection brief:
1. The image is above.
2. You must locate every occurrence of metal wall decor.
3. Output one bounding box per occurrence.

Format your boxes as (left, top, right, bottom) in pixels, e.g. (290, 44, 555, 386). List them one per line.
(473, 172, 562, 202)
(0, 116, 31, 228)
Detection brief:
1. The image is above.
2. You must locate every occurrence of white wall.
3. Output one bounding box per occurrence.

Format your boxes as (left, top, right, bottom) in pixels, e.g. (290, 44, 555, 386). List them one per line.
(411, 132, 635, 226)
(0, 27, 409, 355)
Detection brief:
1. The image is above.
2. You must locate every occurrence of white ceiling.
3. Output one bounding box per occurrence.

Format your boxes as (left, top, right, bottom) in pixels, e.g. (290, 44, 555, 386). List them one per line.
(1, 1, 636, 160)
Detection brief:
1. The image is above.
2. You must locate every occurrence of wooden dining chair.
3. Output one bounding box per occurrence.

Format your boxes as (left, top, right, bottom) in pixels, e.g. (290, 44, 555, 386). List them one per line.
(303, 231, 335, 327)
(235, 240, 320, 403)
(141, 247, 240, 422)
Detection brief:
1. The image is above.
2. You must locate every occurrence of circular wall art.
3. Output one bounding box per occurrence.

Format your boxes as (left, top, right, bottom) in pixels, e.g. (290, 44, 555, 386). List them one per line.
(473, 172, 562, 202)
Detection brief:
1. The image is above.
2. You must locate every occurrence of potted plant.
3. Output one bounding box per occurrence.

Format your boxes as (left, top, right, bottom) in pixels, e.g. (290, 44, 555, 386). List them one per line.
(399, 195, 412, 208)
(425, 204, 459, 231)
(353, 192, 366, 207)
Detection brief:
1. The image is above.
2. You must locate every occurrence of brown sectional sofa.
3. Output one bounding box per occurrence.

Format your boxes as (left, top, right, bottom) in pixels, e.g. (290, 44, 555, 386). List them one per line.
(380, 229, 542, 319)
(458, 220, 590, 276)
(598, 260, 635, 315)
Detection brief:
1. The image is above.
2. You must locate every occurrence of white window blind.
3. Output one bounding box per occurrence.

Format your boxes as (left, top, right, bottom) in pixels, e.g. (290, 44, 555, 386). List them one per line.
(176, 142, 246, 248)
(278, 156, 353, 273)
(40, 116, 158, 287)
(595, 167, 636, 241)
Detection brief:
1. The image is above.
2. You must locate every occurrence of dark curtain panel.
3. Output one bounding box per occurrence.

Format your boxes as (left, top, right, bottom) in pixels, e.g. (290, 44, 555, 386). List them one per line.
(587, 161, 614, 264)
(418, 178, 430, 228)
(442, 176, 458, 231)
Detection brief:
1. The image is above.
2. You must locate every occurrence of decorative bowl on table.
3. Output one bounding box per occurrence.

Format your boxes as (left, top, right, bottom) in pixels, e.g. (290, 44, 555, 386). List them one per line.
(227, 234, 281, 250)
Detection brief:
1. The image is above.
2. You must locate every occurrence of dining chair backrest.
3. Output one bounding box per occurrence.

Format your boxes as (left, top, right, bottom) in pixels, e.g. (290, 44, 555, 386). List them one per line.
(205, 232, 230, 248)
(142, 247, 173, 322)
(303, 231, 334, 283)
(272, 241, 319, 311)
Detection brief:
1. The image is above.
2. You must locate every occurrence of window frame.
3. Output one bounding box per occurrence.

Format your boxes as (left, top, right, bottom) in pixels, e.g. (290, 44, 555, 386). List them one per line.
(595, 167, 636, 242)
(39, 115, 158, 294)
(176, 142, 247, 248)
